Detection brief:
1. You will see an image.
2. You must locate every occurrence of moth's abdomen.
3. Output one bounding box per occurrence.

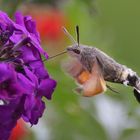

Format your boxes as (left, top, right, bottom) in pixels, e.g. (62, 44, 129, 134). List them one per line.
(102, 63, 125, 83)
(93, 47, 134, 83)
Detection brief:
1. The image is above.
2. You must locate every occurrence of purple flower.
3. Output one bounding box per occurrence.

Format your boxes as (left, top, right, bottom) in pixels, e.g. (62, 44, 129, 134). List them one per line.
(0, 63, 25, 100)
(0, 11, 57, 140)
(0, 11, 14, 46)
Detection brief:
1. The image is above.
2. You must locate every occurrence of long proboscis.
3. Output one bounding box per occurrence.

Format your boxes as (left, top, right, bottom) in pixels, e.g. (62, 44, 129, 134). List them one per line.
(43, 50, 67, 62)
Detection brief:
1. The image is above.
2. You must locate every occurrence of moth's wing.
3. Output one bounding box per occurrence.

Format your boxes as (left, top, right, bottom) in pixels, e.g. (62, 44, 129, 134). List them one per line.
(62, 57, 107, 97)
(79, 59, 107, 97)
(62, 57, 91, 84)
(61, 57, 83, 78)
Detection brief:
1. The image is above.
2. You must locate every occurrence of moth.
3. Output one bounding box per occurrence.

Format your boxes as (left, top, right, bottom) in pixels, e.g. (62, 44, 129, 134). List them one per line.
(58, 26, 140, 102)
(49, 26, 140, 103)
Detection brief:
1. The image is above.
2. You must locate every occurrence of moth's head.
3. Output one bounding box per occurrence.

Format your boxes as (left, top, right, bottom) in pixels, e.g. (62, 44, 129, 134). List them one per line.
(67, 44, 82, 58)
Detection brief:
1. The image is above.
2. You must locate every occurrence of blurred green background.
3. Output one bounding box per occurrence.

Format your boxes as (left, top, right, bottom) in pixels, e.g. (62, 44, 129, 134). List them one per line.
(1, 0, 140, 140)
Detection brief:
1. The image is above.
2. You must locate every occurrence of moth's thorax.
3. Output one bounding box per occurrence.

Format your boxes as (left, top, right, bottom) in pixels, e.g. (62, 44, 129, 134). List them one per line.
(80, 46, 96, 72)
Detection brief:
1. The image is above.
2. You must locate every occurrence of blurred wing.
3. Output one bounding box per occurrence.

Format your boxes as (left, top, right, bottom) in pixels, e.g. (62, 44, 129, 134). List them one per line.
(62, 57, 107, 97)
(76, 59, 107, 97)
(62, 57, 91, 85)
(62, 57, 85, 78)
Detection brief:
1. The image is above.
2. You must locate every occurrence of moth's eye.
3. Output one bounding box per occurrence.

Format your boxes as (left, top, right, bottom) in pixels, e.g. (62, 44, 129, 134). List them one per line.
(73, 49, 80, 54)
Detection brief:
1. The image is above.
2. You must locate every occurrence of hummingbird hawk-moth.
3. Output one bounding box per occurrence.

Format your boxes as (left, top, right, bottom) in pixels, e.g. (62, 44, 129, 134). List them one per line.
(60, 26, 140, 103)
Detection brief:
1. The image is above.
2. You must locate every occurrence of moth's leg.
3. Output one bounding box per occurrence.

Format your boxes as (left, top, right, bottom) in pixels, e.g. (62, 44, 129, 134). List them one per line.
(106, 84, 121, 94)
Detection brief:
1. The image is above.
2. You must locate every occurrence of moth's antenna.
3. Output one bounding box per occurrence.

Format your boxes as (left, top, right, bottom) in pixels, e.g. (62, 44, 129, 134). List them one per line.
(76, 25, 79, 46)
(62, 26, 77, 44)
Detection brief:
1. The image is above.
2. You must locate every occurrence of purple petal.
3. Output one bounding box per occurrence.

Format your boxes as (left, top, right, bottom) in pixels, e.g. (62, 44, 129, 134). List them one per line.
(22, 95, 45, 125)
(38, 78, 57, 99)
(0, 95, 26, 140)
(17, 73, 35, 93)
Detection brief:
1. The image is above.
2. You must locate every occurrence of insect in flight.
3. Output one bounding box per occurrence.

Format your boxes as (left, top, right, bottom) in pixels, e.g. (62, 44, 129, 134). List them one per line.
(55, 26, 140, 103)
(47, 26, 140, 103)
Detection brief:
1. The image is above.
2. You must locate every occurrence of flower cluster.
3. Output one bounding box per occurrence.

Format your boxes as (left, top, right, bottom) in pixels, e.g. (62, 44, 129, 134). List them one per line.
(0, 11, 56, 140)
